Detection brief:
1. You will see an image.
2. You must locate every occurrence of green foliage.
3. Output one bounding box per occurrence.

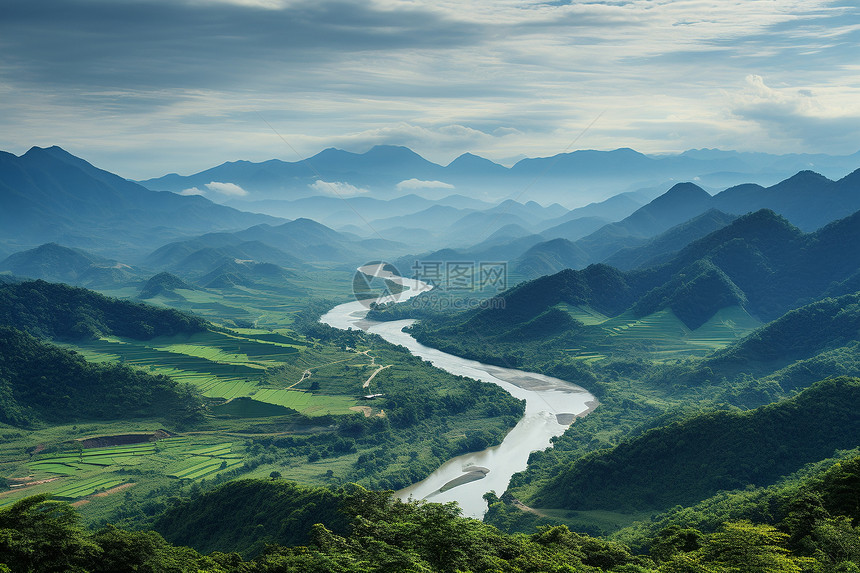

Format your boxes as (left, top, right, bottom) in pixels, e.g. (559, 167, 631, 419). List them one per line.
(531, 378, 860, 513)
(155, 481, 651, 572)
(0, 326, 202, 426)
(657, 521, 809, 572)
(0, 279, 208, 340)
(6, 467, 860, 572)
(0, 494, 101, 572)
(154, 479, 349, 557)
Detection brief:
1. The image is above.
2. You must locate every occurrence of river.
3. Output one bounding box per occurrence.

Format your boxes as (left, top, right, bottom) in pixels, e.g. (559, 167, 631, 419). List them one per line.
(320, 265, 597, 518)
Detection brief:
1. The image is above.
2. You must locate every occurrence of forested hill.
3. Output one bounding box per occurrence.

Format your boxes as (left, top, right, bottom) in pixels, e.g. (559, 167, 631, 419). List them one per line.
(0, 326, 202, 426)
(403, 208, 860, 348)
(530, 377, 860, 513)
(702, 293, 860, 376)
(0, 280, 208, 425)
(7, 465, 860, 572)
(0, 279, 209, 340)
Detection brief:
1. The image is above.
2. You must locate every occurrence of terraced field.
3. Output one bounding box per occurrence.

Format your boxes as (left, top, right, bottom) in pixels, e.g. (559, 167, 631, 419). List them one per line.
(1, 436, 245, 507)
(558, 307, 763, 362)
(556, 303, 610, 326)
(60, 328, 366, 417)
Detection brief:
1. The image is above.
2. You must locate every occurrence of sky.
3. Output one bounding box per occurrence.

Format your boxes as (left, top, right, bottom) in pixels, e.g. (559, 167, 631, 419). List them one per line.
(1, 0, 859, 179)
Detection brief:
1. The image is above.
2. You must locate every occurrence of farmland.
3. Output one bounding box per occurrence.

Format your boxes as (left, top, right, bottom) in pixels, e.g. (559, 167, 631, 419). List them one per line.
(58, 327, 366, 417)
(0, 429, 246, 515)
(555, 305, 761, 363)
(0, 287, 524, 525)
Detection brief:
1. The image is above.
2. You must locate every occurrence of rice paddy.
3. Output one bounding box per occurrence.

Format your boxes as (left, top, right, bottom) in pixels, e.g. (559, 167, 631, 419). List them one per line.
(59, 326, 366, 417)
(559, 306, 763, 361)
(0, 436, 249, 507)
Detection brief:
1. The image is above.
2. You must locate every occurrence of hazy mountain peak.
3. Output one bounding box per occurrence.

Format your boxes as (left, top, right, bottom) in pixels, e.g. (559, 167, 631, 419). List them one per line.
(364, 145, 427, 160)
(775, 169, 830, 187)
(661, 181, 710, 199)
(837, 167, 860, 185)
(22, 145, 87, 166)
(446, 152, 506, 170)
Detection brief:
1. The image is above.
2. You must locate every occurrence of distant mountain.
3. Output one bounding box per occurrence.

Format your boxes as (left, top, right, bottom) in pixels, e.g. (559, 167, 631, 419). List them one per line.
(415, 208, 860, 349)
(145, 217, 410, 278)
(228, 193, 496, 229)
(513, 239, 592, 281)
(573, 182, 715, 260)
(140, 272, 196, 299)
(145, 239, 303, 275)
(196, 260, 301, 292)
(142, 145, 460, 200)
(538, 216, 613, 242)
(0, 146, 282, 258)
(138, 145, 860, 207)
(514, 169, 860, 278)
(713, 169, 860, 230)
(603, 210, 738, 270)
(1, 243, 108, 281)
(0, 242, 141, 288)
(472, 223, 535, 248)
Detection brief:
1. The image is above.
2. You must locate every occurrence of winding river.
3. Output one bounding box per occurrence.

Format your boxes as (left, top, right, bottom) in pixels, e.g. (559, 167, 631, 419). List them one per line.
(320, 265, 597, 519)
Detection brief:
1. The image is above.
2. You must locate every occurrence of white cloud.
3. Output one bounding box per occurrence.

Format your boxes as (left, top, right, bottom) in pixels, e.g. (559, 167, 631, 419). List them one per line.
(309, 180, 369, 197)
(179, 187, 206, 195)
(2, 0, 860, 178)
(728, 74, 860, 152)
(396, 178, 455, 190)
(205, 181, 249, 196)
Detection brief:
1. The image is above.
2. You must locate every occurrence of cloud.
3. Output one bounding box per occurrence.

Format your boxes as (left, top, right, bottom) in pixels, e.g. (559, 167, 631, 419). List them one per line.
(309, 180, 368, 197)
(729, 74, 860, 152)
(179, 187, 206, 196)
(205, 181, 249, 196)
(2, 0, 860, 179)
(396, 179, 455, 190)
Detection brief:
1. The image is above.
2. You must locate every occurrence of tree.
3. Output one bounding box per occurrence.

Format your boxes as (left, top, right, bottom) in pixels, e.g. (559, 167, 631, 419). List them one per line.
(660, 521, 813, 573)
(269, 471, 282, 480)
(0, 495, 101, 572)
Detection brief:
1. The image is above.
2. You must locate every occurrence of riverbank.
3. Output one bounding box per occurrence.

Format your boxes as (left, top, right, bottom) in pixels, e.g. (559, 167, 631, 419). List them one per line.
(320, 270, 596, 518)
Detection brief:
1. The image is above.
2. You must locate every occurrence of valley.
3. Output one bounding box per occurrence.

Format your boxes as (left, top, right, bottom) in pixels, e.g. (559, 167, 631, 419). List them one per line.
(2, 144, 860, 572)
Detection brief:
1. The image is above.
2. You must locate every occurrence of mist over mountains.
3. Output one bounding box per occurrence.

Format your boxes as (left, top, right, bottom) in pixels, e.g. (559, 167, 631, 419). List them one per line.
(0, 146, 281, 258)
(139, 145, 860, 207)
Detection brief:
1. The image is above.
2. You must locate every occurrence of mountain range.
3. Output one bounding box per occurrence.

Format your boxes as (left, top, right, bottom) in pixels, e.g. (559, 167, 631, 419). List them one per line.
(510, 168, 860, 278)
(139, 145, 860, 207)
(407, 207, 860, 361)
(0, 146, 281, 258)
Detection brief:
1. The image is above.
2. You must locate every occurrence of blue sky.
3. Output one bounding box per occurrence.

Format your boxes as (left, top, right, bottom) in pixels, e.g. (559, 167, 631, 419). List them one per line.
(1, 0, 859, 179)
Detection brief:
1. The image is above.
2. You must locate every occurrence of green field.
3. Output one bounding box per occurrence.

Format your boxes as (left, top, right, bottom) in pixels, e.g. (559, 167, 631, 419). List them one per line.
(59, 327, 367, 417)
(0, 431, 249, 510)
(596, 306, 760, 359)
(556, 303, 610, 326)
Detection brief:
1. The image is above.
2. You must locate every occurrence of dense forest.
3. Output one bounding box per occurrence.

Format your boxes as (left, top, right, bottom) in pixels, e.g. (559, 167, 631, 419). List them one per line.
(0, 325, 203, 426)
(5, 461, 860, 573)
(0, 279, 208, 340)
(0, 280, 210, 427)
(530, 377, 860, 512)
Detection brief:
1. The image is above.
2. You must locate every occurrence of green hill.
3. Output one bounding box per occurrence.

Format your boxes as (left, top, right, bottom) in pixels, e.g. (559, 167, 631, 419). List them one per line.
(0, 279, 209, 340)
(702, 293, 860, 378)
(153, 479, 348, 557)
(531, 377, 860, 513)
(0, 325, 202, 426)
(409, 209, 860, 354)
